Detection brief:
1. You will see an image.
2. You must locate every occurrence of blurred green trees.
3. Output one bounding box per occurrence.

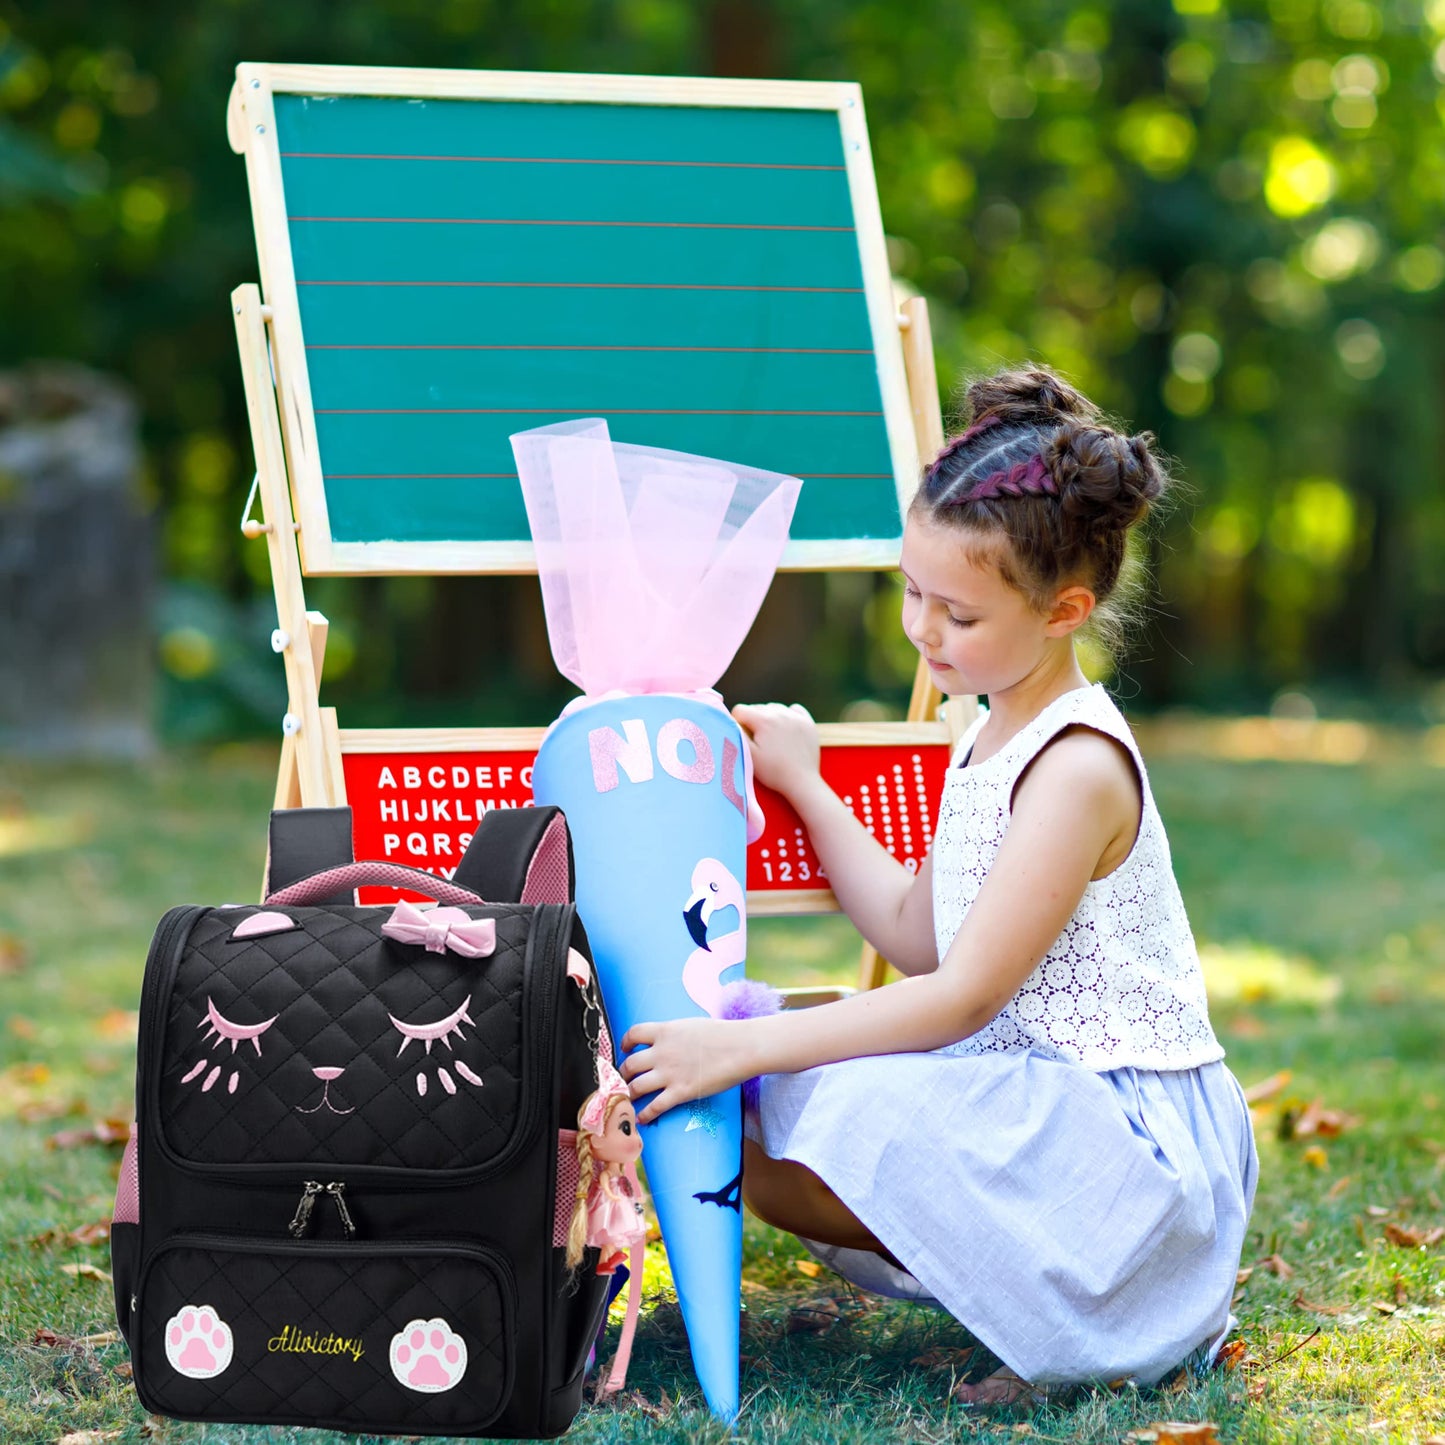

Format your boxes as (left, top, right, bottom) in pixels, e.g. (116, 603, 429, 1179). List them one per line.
(2, 0, 1442, 733)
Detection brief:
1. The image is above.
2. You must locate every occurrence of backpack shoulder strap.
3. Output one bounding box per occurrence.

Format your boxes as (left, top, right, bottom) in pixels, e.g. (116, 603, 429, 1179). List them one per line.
(452, 806, 573, 904)
(264, 807, 356, 904)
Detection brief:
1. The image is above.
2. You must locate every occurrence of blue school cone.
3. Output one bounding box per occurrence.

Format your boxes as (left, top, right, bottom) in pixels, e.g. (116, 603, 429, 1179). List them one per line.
(532, 692, 747, 1424)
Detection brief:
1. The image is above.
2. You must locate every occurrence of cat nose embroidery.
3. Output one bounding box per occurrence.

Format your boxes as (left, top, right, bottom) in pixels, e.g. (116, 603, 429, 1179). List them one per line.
(297, 1065, 354, 1116)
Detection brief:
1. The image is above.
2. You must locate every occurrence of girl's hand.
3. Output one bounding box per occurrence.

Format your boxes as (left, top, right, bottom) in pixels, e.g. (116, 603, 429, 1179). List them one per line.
(619, 1017, 754, 1124)
(731, 702, 821, 798)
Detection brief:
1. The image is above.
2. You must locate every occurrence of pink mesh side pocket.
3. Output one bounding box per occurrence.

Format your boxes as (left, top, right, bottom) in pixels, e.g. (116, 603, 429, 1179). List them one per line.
(520, 814, 571, 905)
(114, 1124, 139, 1225)
(555, 1129, 579, 1248)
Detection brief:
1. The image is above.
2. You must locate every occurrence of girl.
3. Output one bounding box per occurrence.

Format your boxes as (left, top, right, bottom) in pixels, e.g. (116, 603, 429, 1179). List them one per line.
(620, 366, 1258, 1403)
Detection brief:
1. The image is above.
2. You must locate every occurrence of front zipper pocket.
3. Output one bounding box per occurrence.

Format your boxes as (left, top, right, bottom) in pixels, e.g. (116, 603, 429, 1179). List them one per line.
(133, 1234, 514, 1434)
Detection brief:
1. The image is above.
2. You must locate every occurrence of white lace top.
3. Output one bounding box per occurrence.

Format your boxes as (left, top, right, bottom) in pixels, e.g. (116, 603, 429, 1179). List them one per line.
(931, 683, 1224, 1071)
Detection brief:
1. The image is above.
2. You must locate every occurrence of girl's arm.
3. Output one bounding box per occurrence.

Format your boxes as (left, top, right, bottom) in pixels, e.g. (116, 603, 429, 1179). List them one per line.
(733, 703, 938, 975)
(623, 728, 1139, 1122)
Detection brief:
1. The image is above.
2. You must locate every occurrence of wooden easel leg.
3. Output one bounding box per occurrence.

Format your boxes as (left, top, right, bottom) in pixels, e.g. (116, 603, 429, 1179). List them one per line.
(274, 735, 303, 810)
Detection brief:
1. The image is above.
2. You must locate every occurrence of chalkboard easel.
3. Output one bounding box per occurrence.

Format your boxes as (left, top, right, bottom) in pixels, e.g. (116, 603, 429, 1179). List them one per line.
(228, 63, 978, 993)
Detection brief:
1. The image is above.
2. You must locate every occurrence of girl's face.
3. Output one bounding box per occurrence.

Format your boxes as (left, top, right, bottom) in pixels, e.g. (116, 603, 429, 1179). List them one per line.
(899, 516, 1067, 697)
(592, 1096, 643, 1166)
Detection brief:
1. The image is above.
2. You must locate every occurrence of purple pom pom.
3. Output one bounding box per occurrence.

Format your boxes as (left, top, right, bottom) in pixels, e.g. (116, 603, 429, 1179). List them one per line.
(719, 979, 783, 1114)
(718, 978, 783, 1023)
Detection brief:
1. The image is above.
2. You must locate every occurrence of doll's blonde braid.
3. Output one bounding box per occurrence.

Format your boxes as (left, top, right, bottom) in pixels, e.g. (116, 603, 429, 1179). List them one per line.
(565, 1129, 595, 1271)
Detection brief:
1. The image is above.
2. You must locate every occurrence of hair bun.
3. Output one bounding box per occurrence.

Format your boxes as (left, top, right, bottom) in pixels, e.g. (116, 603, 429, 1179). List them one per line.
(1046, 424, 1167, 535)
(963, 365, 1100, 433)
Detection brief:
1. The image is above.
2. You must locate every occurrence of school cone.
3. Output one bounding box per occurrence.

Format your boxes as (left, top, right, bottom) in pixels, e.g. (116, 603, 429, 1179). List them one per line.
(532, 692, 748, 1423)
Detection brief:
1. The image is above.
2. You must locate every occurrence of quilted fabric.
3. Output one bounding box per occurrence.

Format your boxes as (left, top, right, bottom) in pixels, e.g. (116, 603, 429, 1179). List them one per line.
(159, 906, 534, 1171)
(138, 1241, 510, 1431)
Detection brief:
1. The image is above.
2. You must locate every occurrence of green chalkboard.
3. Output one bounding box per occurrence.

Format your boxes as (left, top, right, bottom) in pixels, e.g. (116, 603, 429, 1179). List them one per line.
(234, 66, 917, 573)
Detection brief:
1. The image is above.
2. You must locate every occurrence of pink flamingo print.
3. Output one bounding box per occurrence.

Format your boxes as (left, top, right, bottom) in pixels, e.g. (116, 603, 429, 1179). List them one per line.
(681, 858, 747, 1018)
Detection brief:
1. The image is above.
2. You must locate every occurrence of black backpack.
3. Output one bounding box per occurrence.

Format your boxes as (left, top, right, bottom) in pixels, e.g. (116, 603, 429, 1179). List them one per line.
(111, 804, 619, 1438)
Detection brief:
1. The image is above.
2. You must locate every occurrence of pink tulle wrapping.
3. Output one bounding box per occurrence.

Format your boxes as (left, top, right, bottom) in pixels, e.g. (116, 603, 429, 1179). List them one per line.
(510, 419, 802, 697)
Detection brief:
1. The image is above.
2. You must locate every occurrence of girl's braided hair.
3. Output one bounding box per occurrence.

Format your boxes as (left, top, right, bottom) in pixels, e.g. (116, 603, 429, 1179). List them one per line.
(912, 365, 1172, 664)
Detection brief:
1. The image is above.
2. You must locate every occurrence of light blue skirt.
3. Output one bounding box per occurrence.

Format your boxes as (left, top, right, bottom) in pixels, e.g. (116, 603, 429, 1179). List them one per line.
(752, 1050, 1258, 1386)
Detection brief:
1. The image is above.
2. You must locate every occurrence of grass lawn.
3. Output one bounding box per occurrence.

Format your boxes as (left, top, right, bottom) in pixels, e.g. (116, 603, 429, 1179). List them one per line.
(1, 736, 1443, 1444)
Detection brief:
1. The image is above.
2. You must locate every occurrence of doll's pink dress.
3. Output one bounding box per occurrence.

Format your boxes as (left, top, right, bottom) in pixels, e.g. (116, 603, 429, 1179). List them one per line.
(587, 1170, 646, 1255)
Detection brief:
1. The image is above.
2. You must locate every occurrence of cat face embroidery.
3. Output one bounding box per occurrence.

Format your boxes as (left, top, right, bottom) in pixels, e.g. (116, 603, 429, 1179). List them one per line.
(181, 908, 492, 1113)
(178, 992, 487, 1108)
(389, 997, 486, 1098)
(181, 998, 279, 1096)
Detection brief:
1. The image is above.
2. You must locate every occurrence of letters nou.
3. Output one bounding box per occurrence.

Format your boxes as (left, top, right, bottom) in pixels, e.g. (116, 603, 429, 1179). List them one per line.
(588, 716, 747, 821)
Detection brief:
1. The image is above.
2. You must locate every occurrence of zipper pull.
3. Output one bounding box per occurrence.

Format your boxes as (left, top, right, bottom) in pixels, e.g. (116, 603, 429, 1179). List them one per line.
(327, 1181, 357, 1237)
(289, 1180, 322, 1238)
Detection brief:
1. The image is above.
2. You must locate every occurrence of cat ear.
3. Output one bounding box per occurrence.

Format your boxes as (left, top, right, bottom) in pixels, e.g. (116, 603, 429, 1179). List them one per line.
(229, 911, 296, 941)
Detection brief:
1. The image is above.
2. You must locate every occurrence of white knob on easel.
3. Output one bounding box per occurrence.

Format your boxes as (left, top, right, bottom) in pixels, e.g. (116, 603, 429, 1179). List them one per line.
(271, 629, 290, 653)
(281, 712, 301, 737)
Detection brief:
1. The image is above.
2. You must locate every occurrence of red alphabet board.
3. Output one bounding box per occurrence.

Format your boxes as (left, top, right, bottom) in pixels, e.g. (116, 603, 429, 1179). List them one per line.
(341, 741, 952, 908)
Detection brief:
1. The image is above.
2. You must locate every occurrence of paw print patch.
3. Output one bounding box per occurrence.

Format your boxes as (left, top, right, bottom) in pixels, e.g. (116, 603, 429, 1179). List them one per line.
(164, 1304, 234, 1379)
(389, 1316, 467, 1393)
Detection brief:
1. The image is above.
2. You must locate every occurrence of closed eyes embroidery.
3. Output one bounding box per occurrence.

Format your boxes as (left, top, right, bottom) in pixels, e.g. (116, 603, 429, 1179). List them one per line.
(389, 997, 485, 1097)
(178, 995, 485, 1105)
(182, 997, 278, 1095)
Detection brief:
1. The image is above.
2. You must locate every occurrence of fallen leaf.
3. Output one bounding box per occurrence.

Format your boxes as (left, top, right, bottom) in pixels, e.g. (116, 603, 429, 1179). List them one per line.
(793, 1258, 821, 1278)
(0, 932, 27, 976)
(57, 1432, 123, 1445)
(1371, 1301, 1397, 1314)
(113, 1361, 132, 1379)
(1289, 1098, 1361, 1140)
(59, 1263, 111, 1284)
(33, 1327, 74, 1348)
(93, 1009, 138, 1041)
(1214, 1339, 1248, 1371)
(1243, 1070, 1291, 1105)
(1365, 1205, 1392, 1218)
(1301, 1145, 1329, 1169)
(1225, 1012, 1268, 1039)
(17, 1098, 77, 1124)
(31, 1219, 112, 1249)
(1010, 1426, 1033, 1436)
(1383, 1222, 1445, 1249)
(1292, 1292, 1348, 1316)
(785, 1298, 841, 1334)
(601, 1389, 668, 1419)
(1152, 1425, 1219, 1445)
(1325, 1176, 1355, 1200)
(1256, 1253, 1295, 1279)
(1246, 1379, 1267, 1401)
(47, 1119, 130, 1151)
(911, 1345, 975, 1372)
(1393, 1277, 1408, 1305)
(1235, 1267, 1254, 1285)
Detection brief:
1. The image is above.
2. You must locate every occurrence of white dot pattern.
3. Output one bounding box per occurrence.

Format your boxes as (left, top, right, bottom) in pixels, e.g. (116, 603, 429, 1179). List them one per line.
(932, 685, 1224, 1071)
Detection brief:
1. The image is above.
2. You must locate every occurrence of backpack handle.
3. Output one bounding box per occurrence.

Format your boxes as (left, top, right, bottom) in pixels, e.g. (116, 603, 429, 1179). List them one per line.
(264, 863, 486, 908)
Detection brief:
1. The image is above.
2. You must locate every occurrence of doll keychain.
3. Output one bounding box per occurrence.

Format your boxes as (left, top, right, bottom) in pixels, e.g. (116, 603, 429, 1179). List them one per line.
(567, 1057, 647, 1275)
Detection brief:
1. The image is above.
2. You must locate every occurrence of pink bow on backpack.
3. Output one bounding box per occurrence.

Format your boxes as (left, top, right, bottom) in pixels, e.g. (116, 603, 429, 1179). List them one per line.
(380, 902, 496, 958)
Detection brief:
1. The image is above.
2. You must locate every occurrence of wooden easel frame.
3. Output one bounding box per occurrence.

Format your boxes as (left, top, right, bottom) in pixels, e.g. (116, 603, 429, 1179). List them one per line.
(228, 65, 980, 991)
